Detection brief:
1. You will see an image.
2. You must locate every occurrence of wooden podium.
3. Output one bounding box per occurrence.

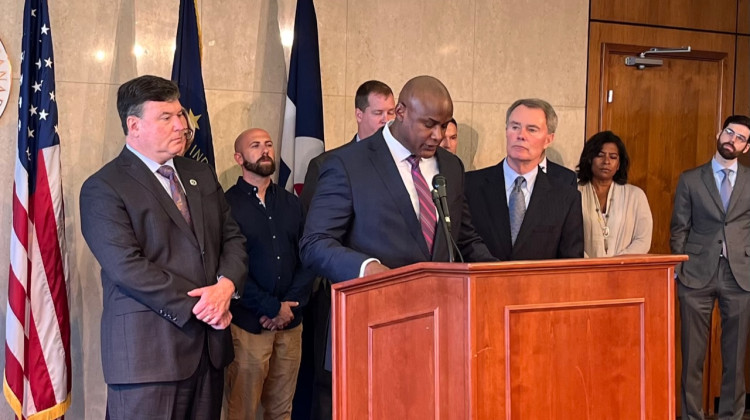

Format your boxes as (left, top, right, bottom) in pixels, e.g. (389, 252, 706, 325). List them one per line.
(331, 255, 686, 420)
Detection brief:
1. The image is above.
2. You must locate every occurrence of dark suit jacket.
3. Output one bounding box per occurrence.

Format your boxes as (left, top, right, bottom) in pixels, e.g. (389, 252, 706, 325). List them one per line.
(300, 130, 495, 283)
(300, 134, 358, 214)
(80, 147, 247, 385)
(465, 161, 584, 260)
(546, 160, 577, 188)
(670, 161, 750, 291)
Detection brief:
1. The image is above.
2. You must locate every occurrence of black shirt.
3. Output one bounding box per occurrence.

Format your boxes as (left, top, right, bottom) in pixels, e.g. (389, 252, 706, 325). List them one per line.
(225, 177, 314, 334)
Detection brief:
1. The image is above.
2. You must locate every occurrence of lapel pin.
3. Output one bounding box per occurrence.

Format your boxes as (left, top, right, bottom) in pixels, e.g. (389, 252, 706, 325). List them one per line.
(189, 179, 197, 186)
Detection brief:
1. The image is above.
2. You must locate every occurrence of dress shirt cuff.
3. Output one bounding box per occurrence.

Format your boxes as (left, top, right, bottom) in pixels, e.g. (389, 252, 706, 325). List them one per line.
(218, 275, 240, 300)
(359, 258, 381, 278)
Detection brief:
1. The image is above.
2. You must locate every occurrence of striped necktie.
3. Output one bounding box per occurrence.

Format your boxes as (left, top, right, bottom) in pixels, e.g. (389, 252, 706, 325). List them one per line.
(157, 165, 193, 228)
(406, 155, 437, 254)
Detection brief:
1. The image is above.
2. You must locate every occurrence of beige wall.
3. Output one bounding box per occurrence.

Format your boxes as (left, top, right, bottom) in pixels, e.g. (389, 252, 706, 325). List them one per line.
(0, 0, 588, 417)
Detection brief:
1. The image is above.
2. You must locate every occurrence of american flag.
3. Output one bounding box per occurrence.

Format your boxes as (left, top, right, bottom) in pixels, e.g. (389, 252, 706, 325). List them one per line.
(278, 0, 324, 195)
(4, 0, 71, 418)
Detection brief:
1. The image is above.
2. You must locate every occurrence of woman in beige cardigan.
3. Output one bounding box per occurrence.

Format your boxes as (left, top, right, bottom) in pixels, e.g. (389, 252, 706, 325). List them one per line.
(576, 131, 653, 257)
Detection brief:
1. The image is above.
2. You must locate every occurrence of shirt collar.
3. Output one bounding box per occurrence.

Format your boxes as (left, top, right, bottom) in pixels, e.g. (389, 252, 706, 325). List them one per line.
(712, 157, 738, 174)
(383, 120, 416, 163)
(503, 158, 539, 192)
(127, 144, 176, 174)
(235, 176, 276, 196)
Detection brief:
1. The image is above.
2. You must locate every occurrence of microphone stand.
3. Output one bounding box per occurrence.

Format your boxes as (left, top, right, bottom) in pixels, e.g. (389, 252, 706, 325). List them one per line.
(432, 189, 455, 263)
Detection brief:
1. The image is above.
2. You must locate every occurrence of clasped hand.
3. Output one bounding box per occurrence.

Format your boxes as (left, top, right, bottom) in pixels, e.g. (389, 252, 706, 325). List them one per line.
(187, 277, 236, 330)
(260, 301, 299, 331)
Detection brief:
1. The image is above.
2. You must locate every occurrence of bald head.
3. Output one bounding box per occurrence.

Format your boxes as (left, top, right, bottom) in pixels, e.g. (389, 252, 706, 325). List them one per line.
(234, 128, 271, 152)
(391, 76, 454, 158)
(397, 76, 453, 117)
(233, 128, 276, 178)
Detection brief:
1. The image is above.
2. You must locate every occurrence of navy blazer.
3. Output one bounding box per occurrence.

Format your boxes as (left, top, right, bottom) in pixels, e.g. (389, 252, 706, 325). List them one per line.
(300, 129, 495, 283)
(546, 160, 578, 188)
(465, 161, 584, 261)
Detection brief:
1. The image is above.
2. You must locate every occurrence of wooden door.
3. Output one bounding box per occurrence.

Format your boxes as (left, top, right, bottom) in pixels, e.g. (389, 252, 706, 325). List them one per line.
(587, 22, 737, 417)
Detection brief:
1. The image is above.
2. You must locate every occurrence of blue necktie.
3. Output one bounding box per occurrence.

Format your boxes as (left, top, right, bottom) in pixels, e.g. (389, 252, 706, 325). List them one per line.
(509, 176, 526, 245)
(720, 168, 733, 212)
(720, 169, 732, 257)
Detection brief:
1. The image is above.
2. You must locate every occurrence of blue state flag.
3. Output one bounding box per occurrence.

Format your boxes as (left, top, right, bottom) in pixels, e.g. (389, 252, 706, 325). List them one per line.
(279, 0, 324, 195)
(171, 0, 215, 167)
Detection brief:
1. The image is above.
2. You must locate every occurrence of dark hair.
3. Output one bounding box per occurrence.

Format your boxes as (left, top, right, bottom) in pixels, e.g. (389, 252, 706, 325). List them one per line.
(354, 80, 394, 111)
(505, 98, 558, 133)
(117, 75, 180, 135)
(576, 131, 630, 185)
(447, 118, 457, 128)
(722, 115, 750, 131)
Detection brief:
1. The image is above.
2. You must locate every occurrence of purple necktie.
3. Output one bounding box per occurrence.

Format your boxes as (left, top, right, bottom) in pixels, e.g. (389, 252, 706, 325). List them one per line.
(406, 155, 437, 254)
(157, 165, 193, 228)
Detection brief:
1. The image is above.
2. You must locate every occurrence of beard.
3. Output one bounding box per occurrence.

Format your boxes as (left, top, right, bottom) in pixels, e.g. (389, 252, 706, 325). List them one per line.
(716, 138, 740, 160)
(243, 155, 276, 177)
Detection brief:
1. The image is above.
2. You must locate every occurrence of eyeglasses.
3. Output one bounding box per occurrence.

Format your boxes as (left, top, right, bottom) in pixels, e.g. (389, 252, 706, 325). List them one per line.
(183, 128, 194, 141)
(724, 127, 748, 144)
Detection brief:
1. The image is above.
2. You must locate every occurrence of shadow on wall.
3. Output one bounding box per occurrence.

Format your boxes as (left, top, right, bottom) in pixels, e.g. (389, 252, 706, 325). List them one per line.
(457, 123, 479, 171)
(216, 0, 287, 190)
(66, 0, 139, 418)
(545, 147, 568, 169)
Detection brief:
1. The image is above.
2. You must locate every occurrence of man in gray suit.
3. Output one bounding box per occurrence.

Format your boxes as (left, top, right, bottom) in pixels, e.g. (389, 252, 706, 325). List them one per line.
(671, 115, 750, 420)
(80, 75, 247, 419)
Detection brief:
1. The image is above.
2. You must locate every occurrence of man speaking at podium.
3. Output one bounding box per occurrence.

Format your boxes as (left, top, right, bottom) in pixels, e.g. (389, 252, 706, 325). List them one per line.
(300, 75, 495, 284)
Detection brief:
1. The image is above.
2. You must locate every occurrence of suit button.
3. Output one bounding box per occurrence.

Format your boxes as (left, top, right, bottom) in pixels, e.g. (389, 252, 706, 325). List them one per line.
(718, 240, 723, 244)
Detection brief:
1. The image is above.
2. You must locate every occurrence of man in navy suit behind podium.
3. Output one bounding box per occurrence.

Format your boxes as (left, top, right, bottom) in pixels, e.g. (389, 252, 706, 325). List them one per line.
(300, 75, 495, 283)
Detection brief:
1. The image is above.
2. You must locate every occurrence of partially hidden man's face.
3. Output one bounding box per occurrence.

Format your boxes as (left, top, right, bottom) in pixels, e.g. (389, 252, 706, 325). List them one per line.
(716, 123, 750, 159)
(355, 93, 396, 139)
(236, 131, 276, 177)
(128, 100, 186, 164)
(178, 114, 194, 156)
(440, 122, 458, 154)
(395, 95, 453, 159)
(505, 105, 553, 166)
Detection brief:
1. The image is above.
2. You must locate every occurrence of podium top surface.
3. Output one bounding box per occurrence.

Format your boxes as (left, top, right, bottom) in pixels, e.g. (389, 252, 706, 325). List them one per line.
(332, 254, 687, 291)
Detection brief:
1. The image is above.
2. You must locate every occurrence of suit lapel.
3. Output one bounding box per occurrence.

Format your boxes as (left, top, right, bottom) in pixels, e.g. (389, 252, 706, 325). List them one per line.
(118, 148, 198, 246)
(175, 159, 205, 248)
(489, 163, 511, 240)
(513, 170, 550, 252)
(728, 164, 750, 215)
(700, 163, 724, 213)
(367, 133, 431, 258)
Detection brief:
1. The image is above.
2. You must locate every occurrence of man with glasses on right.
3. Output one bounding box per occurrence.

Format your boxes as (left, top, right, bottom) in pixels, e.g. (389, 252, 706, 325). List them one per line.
(671, 115, 750, 420)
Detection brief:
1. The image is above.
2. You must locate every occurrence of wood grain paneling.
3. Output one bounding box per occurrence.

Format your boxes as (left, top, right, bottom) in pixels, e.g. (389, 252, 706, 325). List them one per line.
(590, 0, 737, 33)
(506, 301, 644, 418)
(587, 22, 737, 138)
(739, 0, 750, 34)
(331, 256, 684, 419)
(736, 36, 750, 116)
(370, 313, 437, 419)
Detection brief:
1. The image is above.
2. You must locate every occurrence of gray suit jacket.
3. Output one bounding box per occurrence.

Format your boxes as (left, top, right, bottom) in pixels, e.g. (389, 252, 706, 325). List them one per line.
(670, 161, 750, 291)
(80, 147, 247, 384)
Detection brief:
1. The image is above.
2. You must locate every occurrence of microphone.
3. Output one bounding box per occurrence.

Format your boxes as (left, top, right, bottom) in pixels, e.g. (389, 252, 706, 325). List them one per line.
(431, 174, 455, 263)
(432, 175, 451, 232)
